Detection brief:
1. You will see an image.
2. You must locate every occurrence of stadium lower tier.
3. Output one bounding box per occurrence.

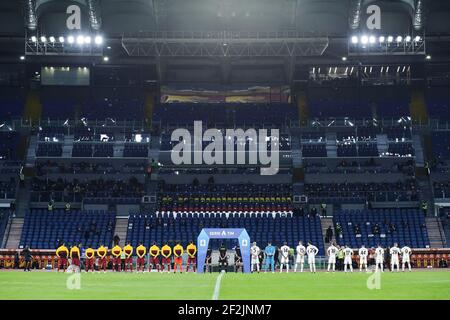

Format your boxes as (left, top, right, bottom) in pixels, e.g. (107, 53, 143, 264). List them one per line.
(126, 214, 324, 254)
(19, 210, 116, 249)
(333, 209, 429, 248)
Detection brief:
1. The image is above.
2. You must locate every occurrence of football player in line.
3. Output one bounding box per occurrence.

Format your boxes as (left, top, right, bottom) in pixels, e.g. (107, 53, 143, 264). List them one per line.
(389, 243, 401, 272)
(401, 245, 412, 272)
(123, 243, 133, 272)
(173, 242, 184, 273)
(294, 241, 306, 272)
(136, 243, 147, 272)
(358, 245, 368, 272)
(327, 243, 338, 272)
(234, 244, 243, 273)
(375, 244, 385, 272)
(264, 242, 276, 273)
(306, 241, 319, 273)
(250, 242, 261, 273)
(279, 242, 290, 273)
(343, 245, 354, 273)
(149, 242, 161, 272)
(56, 243, 69, 272)
(186, 241, 197, 273)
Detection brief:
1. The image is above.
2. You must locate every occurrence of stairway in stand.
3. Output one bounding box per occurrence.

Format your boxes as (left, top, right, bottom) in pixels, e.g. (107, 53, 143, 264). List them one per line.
(425, 217, 446, 248)
(5, 218, 24, 249)
(113, 216, 129, 246)
(320, 217, 334, 246)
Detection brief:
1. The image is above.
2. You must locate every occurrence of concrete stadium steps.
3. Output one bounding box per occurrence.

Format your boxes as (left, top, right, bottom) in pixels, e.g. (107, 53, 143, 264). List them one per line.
(426, 217, 446, 248)
(1, 217, 12, 248)
(376, 134, 389, 155)
(5, 218, 24, 249)
(416, 177, 435, 216)
(25, 135, 37, 166)
(14, 179, 32, 218)
(114, 216, 129, 246)
(412, 134, 424, 166)
(443, 223, 450, 246)
(62, 135, 74, 157)
(325, 133, 337, 157)
(16, 133, 30, 160)
(320, 217, 334, 245)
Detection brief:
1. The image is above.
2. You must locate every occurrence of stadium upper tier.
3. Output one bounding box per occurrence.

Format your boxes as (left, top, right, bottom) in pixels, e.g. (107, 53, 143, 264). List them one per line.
(307, 85, 411, 118)
(427, 86, 450, 121)
(0, 132, 20, 160)
(40, 87, 145, 120)
(0, 83, 448, 124)
(30, 177, 145, 203)
(157, 183, 292, 213)
(0, 161, 20, 201)
(0, 87, 24, 120)
(431, 131, 450, 160)
(153, 103, 297, 127)
(304, 180, 419, 204)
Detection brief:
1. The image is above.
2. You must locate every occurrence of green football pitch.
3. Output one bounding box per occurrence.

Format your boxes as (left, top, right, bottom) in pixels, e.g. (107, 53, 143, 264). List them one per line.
(0, 270, 449, 300)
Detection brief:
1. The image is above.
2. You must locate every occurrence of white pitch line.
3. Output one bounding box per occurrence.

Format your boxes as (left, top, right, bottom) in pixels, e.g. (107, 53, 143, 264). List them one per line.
(212, 270, 225, 300)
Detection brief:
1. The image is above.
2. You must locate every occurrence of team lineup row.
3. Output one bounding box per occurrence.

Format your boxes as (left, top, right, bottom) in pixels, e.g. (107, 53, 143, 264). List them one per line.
(249, 242, 412, 273)
(54, 242, 198, 273)
(49, 241, 413, 273)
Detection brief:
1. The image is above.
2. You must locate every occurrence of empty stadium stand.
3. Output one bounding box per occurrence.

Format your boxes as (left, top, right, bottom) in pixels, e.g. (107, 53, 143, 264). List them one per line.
(19, 210, 116, 249)
(333, 209, 429, 248)
(157, 183, 292, 213)
(126, 213, 325, 254)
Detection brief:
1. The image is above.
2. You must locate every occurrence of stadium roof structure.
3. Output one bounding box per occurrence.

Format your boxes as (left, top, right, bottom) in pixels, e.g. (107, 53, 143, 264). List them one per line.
(1, 0, 450, 83)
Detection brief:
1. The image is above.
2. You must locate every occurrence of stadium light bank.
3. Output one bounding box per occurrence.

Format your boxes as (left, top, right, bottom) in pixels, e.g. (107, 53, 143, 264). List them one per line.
(350, 34, 422, 46)
(170, 121, 280, 176)
(28, 34, 103, 46)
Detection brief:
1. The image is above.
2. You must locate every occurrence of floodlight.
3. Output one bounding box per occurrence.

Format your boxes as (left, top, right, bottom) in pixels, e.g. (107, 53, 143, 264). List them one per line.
(76, 35, 85, 45)
(94, 35, 103, 45)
